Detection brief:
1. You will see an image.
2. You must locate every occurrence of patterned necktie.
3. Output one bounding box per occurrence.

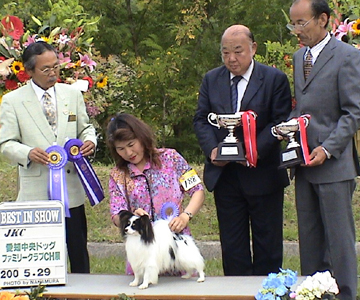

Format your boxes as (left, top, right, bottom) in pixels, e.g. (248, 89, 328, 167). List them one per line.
(304, 50, 313, 80)
(231, 76, 242, 112)
(42, 92, 56, 132)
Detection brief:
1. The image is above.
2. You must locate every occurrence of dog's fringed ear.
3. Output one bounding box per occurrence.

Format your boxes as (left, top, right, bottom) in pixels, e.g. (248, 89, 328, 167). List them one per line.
(119, 210, 133, 237)
(139, 215, 155, 244)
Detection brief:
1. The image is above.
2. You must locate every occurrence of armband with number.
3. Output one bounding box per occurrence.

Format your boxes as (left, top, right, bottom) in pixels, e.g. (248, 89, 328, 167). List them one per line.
(179, 168, 202, 191)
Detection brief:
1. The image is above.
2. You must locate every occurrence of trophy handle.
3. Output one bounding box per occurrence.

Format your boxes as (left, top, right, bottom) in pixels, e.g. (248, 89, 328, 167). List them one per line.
(271, 126, 281, 138)
(207, 113, 220, 129)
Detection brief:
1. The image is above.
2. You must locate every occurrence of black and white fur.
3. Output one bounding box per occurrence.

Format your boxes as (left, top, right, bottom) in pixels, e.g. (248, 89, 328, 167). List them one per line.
(119, 210, 205, 289)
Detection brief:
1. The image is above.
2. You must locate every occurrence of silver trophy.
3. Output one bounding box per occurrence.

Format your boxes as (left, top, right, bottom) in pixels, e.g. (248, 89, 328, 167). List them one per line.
(207, 112, 248, 161)
(271, 116, 310, 168)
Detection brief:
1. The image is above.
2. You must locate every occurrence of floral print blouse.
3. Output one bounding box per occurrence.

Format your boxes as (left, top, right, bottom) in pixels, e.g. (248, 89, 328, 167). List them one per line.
(109, 148, 203, 231)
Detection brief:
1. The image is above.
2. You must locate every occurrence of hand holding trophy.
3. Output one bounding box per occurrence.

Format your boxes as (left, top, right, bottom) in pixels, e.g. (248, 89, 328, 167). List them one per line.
(207, 111, 258, 167)
(271, 114, 311, 169)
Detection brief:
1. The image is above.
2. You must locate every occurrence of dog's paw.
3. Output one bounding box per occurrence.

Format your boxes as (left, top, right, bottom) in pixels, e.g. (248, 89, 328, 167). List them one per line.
(138, 283, 149, 289)
(197, 271, 205, 282)
(129, 280, 138, 287)
(181, 273, 192, 279)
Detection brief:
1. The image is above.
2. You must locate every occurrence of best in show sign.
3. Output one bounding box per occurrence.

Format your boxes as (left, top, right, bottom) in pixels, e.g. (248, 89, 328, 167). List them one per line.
(0, 200, 67, 287)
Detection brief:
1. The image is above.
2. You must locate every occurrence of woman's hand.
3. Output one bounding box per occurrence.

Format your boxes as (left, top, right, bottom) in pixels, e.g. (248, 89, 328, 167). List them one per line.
(169, 213, 190, 233)
(133, 208, 149, 217)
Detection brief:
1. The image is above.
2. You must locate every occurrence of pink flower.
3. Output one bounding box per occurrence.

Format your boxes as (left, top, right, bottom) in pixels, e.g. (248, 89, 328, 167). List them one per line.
(79, 53, 96, 72)
(58, 52, 72, 65)
(1, 15, 24, 40)
(333, 18, 355, 41)
(23, 34, 37, 47)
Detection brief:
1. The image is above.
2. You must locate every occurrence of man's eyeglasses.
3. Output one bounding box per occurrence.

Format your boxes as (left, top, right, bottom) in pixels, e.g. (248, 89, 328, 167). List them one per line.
(286, 16, 315, 32)
(39, 64, 60, 75)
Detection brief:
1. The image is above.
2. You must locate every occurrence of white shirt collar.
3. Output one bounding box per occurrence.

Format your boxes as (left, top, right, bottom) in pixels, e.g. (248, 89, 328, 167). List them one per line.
(231, 59, 254, 82)
(306, 32, 331, 62)
(30, 80, 56, 101)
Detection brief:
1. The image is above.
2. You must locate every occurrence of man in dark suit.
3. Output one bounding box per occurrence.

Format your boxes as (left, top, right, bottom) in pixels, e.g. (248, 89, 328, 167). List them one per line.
(0, 41, 97, 273)
(287, 0, 360, 299)
(193, 25, 292, 275)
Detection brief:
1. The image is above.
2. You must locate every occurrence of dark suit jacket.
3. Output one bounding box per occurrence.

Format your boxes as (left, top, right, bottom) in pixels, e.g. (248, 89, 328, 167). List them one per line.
(290, 36, 360, 183)
(194, 62, 292, 193)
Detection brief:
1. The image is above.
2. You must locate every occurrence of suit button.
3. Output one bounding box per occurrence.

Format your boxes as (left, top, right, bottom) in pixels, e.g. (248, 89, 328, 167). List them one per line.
(67, 170, 71, 174)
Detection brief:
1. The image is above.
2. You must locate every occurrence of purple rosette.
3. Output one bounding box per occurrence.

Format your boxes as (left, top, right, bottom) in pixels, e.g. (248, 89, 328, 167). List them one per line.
(46, 144, 70, 217)
(160, 202, 179, 221)
(64, 138, 104, 206)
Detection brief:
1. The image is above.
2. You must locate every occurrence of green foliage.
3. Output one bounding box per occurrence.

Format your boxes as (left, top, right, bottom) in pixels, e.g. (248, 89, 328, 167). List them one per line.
(255, 40, 299, 96)
(79, 0, 296, 161)
(1, 0, 298, 162)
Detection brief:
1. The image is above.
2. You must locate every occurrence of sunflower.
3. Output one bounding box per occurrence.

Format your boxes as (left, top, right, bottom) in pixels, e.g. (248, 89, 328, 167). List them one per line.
(352, 19, 360, 35)
(96, 75, 108, 89)
(11, 61, 24, 75)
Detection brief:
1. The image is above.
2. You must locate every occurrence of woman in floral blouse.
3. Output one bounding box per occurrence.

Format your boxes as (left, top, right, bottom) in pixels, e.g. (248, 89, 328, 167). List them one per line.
(106, 113, 204, 235)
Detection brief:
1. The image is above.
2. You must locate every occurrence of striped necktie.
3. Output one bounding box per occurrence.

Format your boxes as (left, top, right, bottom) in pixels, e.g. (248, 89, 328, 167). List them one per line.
(42, 92, 57, 132)
(304, 50, 313, 80)
(231, 76, 242, 112)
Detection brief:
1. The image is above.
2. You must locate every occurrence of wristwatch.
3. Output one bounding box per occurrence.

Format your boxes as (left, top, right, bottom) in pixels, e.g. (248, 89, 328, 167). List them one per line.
(183, 211, 193, 220)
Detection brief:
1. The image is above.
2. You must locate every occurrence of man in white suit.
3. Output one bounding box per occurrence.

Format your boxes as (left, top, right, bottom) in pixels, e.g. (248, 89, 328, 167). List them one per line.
(0, 41, 97, 273)
(288, 0, 360, 299)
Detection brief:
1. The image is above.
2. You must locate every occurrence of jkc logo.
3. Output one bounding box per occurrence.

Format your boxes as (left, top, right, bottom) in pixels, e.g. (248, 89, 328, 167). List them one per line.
(4, 228, 26, 237)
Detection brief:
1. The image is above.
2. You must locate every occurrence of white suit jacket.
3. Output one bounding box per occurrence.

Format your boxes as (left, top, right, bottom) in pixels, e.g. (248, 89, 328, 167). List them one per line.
(0, 82, 97, 207)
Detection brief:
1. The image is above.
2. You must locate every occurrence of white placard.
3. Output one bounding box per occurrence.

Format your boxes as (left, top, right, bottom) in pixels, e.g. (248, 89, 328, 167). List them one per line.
(221, 146, 239, 155)
(0, 201, 67, 287)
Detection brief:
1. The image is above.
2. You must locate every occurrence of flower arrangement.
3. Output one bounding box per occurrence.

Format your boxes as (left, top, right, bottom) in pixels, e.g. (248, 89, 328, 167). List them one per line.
(256, 269, 340, 300)
(330, 0, 360, 48)
(294, 271, 339, 300)
(255, 268, 298, 300)
(0, 285, 46, 300)
(0, 14, 107, 118)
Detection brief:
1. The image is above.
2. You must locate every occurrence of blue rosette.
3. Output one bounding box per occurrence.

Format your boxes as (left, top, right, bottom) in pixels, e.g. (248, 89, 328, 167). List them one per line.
(160, 202, 179, 221)
(64, 138, 104, 206)
(46, 144, 70, 217)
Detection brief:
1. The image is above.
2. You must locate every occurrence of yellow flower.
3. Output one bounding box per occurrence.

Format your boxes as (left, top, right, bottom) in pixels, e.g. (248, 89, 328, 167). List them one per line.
(352, 19, 360, 35)
(11, 61, 24, 75)
(40, 36, 50, 43)
(0, 291, 15, 300)
(96, 75, 108, 88)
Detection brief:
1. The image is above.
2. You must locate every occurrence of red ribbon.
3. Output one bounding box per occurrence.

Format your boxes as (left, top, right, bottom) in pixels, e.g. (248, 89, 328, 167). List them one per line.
(297, 114, 311, 165)
(242, 111, 257, 167)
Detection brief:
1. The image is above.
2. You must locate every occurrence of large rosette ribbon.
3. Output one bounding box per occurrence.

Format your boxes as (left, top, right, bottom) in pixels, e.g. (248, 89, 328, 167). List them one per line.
(64, 139, 104, 206)
(46, 144, 70, 217)
(160, 202, 179, 221)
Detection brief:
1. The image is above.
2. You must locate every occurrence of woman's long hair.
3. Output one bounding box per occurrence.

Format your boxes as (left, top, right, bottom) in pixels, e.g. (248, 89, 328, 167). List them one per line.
(106, 113, 161, 170)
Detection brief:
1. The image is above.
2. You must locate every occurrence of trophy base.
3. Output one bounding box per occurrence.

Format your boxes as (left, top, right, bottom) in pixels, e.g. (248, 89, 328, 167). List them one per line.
(278, 147, 303, 169)
(214, 142, 246, 161)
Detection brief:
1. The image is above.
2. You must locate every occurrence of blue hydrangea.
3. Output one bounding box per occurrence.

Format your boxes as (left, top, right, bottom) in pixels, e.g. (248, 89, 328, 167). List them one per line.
(255, 268, 298, 300)
(280, 268, 298, 287)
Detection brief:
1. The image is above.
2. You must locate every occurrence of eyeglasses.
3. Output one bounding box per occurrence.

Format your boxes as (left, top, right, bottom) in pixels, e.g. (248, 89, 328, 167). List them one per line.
(38, 64, 60, 75)
(286, 16, 315, 32)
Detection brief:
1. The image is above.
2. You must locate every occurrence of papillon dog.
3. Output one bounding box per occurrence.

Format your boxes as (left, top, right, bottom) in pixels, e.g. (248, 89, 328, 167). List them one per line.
(119, 210, 205, 289)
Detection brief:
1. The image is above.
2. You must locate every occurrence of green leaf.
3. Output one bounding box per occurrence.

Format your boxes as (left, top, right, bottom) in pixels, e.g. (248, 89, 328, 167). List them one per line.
(31, 15, 42, 26)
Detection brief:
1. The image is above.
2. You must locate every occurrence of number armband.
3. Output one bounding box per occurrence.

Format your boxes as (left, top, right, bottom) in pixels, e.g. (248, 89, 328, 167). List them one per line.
(179, 168, 202, 191)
